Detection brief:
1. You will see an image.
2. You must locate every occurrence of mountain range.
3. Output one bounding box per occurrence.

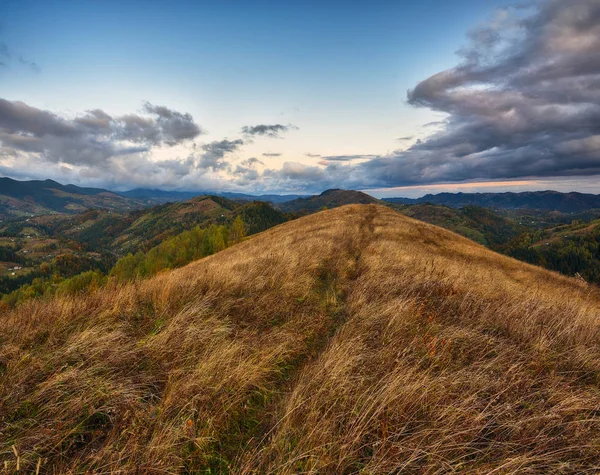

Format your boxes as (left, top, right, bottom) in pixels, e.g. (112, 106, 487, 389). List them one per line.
(0, 178, 307, 219)
(121, 188, 308, 205)
(0, 177, 142, 219)
(384, 190, 600, 213)
(5, 177, 600, 220)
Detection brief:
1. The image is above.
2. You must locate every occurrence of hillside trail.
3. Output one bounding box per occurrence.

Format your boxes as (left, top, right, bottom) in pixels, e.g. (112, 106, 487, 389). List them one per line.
(235, 205, 600, 474)
(231, 205, 380, 458)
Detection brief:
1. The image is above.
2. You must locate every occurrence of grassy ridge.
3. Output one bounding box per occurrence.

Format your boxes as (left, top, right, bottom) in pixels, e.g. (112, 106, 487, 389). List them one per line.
(1, 205, 599, 473)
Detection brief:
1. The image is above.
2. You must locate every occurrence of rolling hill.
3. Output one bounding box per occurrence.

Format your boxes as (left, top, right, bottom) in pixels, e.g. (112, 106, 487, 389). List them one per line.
(280, 189, 525, 247)
(280, 188, 380, 213)
(0, 177, 143, 219)
(395, 203, 525, 247)
(1, 205, 599, 473)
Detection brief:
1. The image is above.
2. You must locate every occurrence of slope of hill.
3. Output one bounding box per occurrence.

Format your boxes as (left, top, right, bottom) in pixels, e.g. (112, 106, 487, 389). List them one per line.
(385, 190, 600, 212)
(0, 177, 143, 219)
(1, 205, 599, 473)
(395, 203, 525, 246)
(112, 195, 239, 253)
(280, 188, 380, 213)
(502, 216, 600, 284)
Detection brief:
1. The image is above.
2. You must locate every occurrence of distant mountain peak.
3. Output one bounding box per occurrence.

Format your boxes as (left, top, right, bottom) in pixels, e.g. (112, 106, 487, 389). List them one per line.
(281, 188, 380, 213)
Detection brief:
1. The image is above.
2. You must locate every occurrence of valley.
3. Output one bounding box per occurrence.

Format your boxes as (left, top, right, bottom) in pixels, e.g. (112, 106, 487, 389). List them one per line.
(5, 182, 600, 307)
(0, 194, 290, 302)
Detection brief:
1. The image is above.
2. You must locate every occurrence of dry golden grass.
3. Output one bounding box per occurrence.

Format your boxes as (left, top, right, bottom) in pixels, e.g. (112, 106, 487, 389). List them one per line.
(1, 205, 599, 473)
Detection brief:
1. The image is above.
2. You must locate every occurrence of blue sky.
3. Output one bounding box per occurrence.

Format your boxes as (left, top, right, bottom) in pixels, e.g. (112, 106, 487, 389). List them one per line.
(1, 0, 600, 197)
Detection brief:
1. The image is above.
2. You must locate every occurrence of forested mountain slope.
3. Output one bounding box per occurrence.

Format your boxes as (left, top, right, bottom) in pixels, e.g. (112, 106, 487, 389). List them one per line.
(0, 177, 142, 219)
(384, 190, 600, 213)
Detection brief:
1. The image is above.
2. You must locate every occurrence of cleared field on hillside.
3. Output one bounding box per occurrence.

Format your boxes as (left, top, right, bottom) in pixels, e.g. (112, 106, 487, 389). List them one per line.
(1, 205, 599, 473)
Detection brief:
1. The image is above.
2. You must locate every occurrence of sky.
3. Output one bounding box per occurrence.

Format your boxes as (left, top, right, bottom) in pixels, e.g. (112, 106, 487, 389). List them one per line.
(1, 0, 600, 197)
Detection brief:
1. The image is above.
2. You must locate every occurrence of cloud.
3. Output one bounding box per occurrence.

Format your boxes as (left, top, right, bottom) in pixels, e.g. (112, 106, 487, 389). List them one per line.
(262, 152, 282, 157)
(116, 103, 203, 146)
(422, 121, 446, 128)
(268, 162, 325, 183)
(233, 157, 265, 184)
(0, 99, 204, 167)
(197, 139, 244, 170)
(304, 153, 321, 158)
(243, 157, 264, 166)
(355, 0, 600, 187)
(241, 124, 297, 138)
(141, 102, 203, 144)
(245, 1, 600, 193)
(396, 136, 413, 141)
(321, 154, 378, 162)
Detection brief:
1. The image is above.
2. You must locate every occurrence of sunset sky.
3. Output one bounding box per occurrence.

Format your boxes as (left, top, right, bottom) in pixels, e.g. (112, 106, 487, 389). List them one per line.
(1, 0, 600, 197)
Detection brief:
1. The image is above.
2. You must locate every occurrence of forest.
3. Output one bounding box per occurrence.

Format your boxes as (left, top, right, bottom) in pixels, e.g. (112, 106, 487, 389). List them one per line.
(1, 216, 248, 306)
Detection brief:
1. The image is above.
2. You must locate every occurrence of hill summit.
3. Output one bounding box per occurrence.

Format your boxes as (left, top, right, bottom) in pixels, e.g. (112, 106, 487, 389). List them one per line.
(1, 205, 599, 473)
(280, 188, 380, 212)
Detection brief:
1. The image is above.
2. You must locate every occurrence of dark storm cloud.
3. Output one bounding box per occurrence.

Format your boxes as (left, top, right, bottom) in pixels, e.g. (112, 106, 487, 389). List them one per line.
(116, 102, 203, 146)
(0, 99, 204, 166)
(0, 99, 78, 137)
(197, 139, 244, 170)
(241, 124, 296, 138)
(140, 102, 203, 145)
(356, 0, 600, 187)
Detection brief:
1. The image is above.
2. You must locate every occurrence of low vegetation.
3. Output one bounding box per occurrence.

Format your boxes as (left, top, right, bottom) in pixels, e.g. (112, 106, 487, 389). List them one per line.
(1, 205, 599, 473)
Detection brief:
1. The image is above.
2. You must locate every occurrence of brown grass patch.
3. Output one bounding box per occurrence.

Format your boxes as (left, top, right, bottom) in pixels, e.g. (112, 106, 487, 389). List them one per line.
(1, 205, 599, 473)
